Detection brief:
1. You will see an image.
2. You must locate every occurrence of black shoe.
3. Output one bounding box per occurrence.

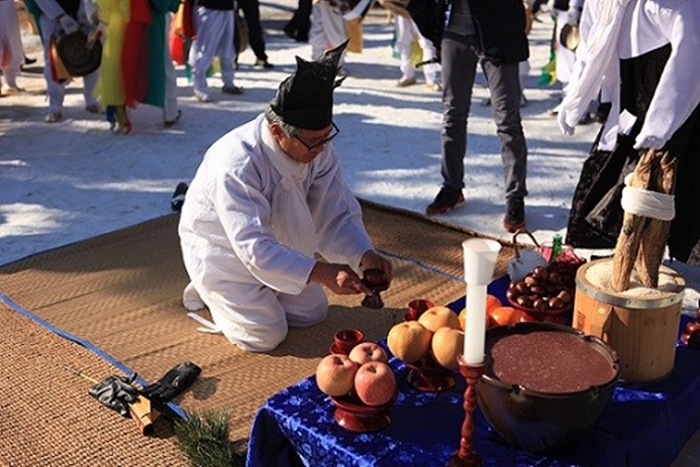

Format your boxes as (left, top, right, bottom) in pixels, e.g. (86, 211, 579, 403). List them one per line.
(503, 198, 525, 233)
(24, 55, 37, 65)
(426, 187, 465, 215)
(171, 182, 189, 212)
(254, 59, 274, 69)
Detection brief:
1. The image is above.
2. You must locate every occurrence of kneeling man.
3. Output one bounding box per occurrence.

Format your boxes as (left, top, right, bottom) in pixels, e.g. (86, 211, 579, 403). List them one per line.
(179, 41, 392, 352)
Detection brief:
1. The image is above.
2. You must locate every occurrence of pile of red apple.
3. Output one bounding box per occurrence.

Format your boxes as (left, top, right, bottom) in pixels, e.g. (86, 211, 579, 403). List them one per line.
(315, 342, 397, 406)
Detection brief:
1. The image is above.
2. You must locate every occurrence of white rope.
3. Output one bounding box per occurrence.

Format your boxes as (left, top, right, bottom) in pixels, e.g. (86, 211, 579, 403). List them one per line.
(620, 173, 675, 221)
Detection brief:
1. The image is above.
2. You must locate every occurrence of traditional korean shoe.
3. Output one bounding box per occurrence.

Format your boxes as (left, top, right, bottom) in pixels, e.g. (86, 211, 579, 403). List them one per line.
(426, 186, 465, 215)
(397, 76, 417, 87)
(222, 85, 244, 95)
(164, 109, 182, 128)
(503, 198, 526, 233)
(45, 112, 62, 123)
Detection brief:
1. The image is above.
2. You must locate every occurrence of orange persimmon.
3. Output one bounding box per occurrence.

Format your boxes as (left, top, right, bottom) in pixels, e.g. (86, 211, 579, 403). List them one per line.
(488, 306, 537, 327)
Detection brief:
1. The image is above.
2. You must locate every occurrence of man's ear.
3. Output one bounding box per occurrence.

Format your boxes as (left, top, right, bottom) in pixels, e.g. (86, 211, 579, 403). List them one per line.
(268, 123, 284, 139)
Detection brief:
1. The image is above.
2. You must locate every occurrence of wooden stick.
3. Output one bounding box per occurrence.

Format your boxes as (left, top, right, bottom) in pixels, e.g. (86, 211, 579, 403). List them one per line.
(635, 152, 676, 288)
(610, 149, 655, 292)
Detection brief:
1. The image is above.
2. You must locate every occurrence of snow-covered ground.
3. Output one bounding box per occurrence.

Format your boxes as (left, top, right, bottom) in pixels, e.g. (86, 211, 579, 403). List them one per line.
(1, 1, 697, 314)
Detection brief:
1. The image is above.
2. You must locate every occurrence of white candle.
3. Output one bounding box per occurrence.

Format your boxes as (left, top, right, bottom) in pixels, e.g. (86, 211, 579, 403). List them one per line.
(464, 284, 487, 365)
(462, 239, 502, 366)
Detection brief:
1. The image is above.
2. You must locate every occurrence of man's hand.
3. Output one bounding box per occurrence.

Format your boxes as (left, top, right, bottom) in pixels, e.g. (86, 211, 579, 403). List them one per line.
(58, 14, 79, 35)
(308, 262, 371, 295)
(360, 250, 393, 283)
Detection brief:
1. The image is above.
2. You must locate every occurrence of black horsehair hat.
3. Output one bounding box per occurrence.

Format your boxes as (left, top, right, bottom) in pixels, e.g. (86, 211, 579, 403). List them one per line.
(270, 41, 349, 130)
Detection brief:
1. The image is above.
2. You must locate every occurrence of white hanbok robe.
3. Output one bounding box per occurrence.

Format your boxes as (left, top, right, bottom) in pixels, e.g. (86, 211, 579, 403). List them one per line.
(179, 114, 374, 352)
(563, 0, 700, 151)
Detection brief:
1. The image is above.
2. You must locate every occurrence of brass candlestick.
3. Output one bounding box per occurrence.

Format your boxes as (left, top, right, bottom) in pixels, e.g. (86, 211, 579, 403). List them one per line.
(448, 356, 485, 466)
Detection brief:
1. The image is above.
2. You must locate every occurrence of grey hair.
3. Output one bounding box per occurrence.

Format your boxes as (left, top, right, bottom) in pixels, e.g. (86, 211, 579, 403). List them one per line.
(264, 106, 300, 137)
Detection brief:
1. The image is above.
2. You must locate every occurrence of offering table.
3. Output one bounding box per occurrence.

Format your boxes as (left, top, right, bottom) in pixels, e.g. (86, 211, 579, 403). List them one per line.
(246, 277, 700, 466)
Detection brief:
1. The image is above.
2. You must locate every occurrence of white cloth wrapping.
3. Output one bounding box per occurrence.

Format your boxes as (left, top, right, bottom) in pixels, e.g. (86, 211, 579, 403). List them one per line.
(559, 0, 700, 152)
(620, 174, 675, 221)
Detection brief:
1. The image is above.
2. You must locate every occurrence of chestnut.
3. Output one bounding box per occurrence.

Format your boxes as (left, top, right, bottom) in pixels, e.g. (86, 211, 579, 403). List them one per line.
(524, 276, 537, 286)
(557, 290, 572, 303)
(548, 297, 564, 309)
(533, 298, 548, 311)
(517, 295, 533, 308)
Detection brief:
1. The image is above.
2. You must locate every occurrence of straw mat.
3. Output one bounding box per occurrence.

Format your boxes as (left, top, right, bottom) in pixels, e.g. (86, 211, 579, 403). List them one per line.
(0, 201, 514, 465)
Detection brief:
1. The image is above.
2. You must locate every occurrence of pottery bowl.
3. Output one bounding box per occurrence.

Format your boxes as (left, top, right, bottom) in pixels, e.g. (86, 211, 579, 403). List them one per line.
(476, 322, 620, 452)
(330, 389, 398, 432)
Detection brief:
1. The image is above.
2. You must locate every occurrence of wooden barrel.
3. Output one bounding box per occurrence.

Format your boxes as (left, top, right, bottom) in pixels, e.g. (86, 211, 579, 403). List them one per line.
(573, 258, 685, 383)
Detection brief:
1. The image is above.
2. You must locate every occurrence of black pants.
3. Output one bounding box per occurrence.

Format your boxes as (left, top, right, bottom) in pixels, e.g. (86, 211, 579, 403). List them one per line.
(285, 0, 312, 38)
(237, 0, 267, 61)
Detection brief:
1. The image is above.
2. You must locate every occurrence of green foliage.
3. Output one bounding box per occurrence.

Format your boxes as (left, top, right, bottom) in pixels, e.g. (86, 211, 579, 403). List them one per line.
(174, 408, 244, 467)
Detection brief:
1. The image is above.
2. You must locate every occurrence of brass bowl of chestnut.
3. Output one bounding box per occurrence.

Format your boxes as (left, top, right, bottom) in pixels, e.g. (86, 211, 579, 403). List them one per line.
(506, 265, 574, 325)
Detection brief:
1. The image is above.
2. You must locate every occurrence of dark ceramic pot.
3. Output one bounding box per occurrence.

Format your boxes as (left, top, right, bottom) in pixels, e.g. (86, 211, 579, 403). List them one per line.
(476, 322, 620, 452)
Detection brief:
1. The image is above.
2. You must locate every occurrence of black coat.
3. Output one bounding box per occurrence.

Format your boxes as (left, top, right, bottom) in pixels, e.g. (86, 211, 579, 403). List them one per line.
(407, 0, 529, 64)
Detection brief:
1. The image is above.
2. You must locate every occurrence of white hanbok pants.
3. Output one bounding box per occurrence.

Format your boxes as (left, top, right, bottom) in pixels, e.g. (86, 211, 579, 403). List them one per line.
(183, 277, 328, 352)
(0, 0, 23, 89)
(309, 1, 347, 64)
(395, 15, 438, 84)
(188, 7, 236, 95)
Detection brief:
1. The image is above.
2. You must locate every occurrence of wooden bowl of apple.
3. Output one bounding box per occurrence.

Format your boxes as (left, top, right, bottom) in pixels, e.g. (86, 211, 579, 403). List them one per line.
(387, 305, 465, 391)
(315, 342, 399, 432)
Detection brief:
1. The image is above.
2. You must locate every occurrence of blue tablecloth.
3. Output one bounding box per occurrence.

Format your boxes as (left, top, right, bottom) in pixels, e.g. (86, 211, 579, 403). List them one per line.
(247, 277, 700, 466)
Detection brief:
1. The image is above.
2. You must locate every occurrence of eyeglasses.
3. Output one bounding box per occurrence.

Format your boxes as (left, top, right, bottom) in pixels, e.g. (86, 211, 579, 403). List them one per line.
(294, 122, 340, 151)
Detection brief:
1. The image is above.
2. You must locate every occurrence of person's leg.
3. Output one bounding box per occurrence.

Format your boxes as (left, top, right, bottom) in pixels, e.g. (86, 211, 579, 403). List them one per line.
(483, 59, 527, 202)
(202, 282, 291, 352)
(312, 4, 347, 64)
(440, 38, 478, 191)
(188, 7, 219, 100)
(395, 15, 416, 85)
(295, 0, 312, 40)
(483, 59, 528, 231)
(309, 2, 328, 60)
(238, 0, 267, 62)
(0, 0, 24, 90)
(162, 13, 180, 123)
(82, 70, 101, 111)
(216, 10, 238, 90)
(279, 283, 328, 327)
(39, 15, 66, 119)
(414, 20, 439, 88)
